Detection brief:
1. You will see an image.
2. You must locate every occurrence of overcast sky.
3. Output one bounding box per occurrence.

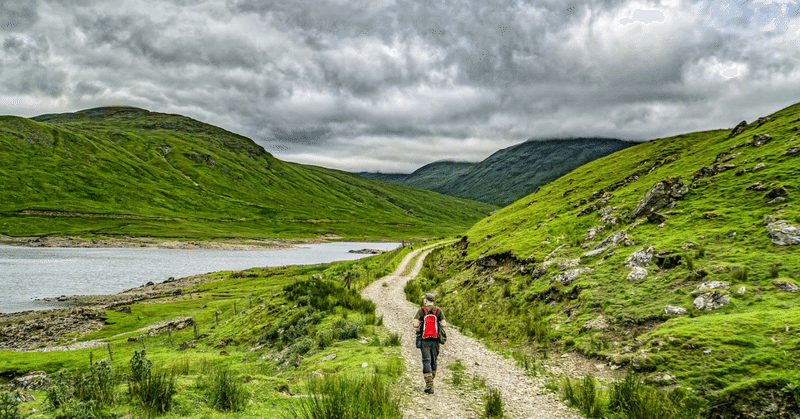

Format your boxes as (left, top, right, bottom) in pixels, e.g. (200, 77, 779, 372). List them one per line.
(1, 0, 799, 172)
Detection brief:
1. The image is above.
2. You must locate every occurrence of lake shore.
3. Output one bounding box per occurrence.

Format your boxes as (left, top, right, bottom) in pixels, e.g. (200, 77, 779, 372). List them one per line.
(0, 234, 345, 250)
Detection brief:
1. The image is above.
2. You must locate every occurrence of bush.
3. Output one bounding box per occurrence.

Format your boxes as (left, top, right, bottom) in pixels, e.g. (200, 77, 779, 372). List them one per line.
(562, 374, 605, 418)
(292, 374, 401, 419)
(45, 370, 74, 409)
(75, 360, 116, 406)
(0, 392, 22, 419)
(134, 370, 176, 417)
(484, 387, 504, 418)
(385, 333, 401, 347)
(204, 368, 248, 413)
(129, 350, 152, 384)
(330, 318, 363, 341)
(731, 266, 748, 282)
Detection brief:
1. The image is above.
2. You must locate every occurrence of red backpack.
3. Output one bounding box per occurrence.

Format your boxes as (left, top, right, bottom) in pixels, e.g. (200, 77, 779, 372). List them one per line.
(421, 307, 439, 339)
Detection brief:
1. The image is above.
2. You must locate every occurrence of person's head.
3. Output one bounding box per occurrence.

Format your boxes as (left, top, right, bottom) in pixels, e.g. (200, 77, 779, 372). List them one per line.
(423, 293, 435, 305)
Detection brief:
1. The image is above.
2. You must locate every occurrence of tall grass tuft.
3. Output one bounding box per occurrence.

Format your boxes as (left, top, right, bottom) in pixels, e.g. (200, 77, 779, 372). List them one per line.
(135, 371, 177, 417)
(484, 387, 504, 418)
(731, 266, 748, 282)
(385, 332, 401, 347)
(562, 374, 605, 418)
(291, 374, 401, 419)
(203, 368, 249, 413)
(75, 360, 116, 406)
(769, 264, 780, 279)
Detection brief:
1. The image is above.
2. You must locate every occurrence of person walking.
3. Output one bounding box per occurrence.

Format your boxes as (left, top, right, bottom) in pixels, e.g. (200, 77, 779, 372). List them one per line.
(412, 293, 446, 394)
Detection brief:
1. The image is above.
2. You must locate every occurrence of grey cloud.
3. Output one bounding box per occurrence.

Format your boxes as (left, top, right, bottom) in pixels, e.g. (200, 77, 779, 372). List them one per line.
(2, 35, 66, 97)
(619, 9, 665, 24)
(0, 1, 40, 32)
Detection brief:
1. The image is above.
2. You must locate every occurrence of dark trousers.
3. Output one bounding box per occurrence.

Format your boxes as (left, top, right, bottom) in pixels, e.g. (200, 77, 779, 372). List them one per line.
(420, 339, 439, 374)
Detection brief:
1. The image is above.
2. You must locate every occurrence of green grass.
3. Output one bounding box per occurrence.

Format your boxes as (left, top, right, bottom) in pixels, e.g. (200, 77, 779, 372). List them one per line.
(0, 249, 409, 418)
(0, 107, 496, 241)
(412, 101, 800, 417)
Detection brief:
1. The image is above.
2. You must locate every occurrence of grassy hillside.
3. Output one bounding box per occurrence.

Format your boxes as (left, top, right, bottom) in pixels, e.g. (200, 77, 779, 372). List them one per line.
(413, 103, 800, 417)
(357, 138, 634, 206)
(0, 107, 496, 241)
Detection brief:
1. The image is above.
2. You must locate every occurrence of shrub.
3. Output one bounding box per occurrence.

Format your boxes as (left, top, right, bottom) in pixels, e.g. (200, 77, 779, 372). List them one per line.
(204, 368, 248, 413)
(75, 360, 116, 406)
(695, 244, 706, 259)
(731, 266, 748, 282)
(45, 370, 74, 409)
(0, 392, 22, 419)
(684, 252, 695, 270)
(448, 359, 466, 387)
(330, 318, 363, 340)
(129, 350, 152, 384)
(484, 387, 504, 418)
(291, 374, 401, 419)
(770, 264, 780, 279)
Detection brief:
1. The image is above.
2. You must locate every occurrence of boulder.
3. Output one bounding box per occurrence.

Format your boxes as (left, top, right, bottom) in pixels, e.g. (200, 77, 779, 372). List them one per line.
(580, 316, 610, 332)
(577, 203, 598, 216)
(585, 225, 605, 241)
(768, 197, 787, 205)
(785, 146, 800, 156)
(557, 258, 582, 269)
(765, 186, 787, 200)
(476, 256, 498, 267)
(774, 280, 799, 292)
(692, 164, 736, 183)
(765, 219, 800, 245)
(553, 268, 593, 286)
(756, 117, 771, 127)
(626, 266, 648, 281)
(631, 178, 689, 219)
(752, 163, 766, 171)
(746, 182, 768, 191)
(693, 291, 730, 311)
(737, 286, 746, 294)
(664, 305, 687, 315)
(654, 251, 681, 269)
(593, 231, 630, 250)
(691, 281, 730, 297)
(583, 248, 606, 258)
(10, 371, 49, 391)
(728, 121, 747, 139)
(530, 265, 547, 280)
(624, 247, 655, 268)
(752, 134, 773, 146)
(647, 212, 667, 224)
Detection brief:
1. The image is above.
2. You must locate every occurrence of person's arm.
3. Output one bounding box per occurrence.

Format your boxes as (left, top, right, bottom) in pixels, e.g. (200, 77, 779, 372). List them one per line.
(412, 308, 421, 329)
(438, 309, 447, 327)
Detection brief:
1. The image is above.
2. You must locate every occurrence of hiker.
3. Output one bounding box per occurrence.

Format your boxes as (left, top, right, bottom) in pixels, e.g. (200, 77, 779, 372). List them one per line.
(412, 293, 446, 394)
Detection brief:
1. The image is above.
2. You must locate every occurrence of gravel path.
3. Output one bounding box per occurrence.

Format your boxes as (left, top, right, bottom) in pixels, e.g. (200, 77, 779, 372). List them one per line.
(362, 242, 583, 419)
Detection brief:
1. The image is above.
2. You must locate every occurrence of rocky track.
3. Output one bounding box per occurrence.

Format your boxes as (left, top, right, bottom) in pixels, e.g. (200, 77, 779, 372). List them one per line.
(362, 242, 583, 419)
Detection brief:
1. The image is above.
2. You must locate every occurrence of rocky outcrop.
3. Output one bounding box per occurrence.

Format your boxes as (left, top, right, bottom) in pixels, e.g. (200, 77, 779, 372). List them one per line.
(626, 266, 648, 281)
(631, 178, 689, 219)
(349, 249, 386, 254)
(693, 291, 730, 311)
(692, 164, 736, 183)
(765, 186, 787, 200)
(554, 268, 593, 286)
(752, 134, 773, 147)
(0, 308, 105, 351)
(625, 247, 655, 268)
(691, 281, 730, 297)
(774, 280, 799, 292)
(10, 371, 49, 391)
(664, 305, 687, 315)
(764, 217, 800, 245)
(728, 121, 747, 139)
(585, 225, 605, 241)
(746, 182, 768, 191)
(593, 231, 630, 250)
(530, 265, 547, 280)
(785, 146, 800, 156)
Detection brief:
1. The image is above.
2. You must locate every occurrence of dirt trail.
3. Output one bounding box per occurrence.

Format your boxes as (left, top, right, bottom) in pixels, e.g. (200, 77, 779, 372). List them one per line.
(362, 243, 583, 419)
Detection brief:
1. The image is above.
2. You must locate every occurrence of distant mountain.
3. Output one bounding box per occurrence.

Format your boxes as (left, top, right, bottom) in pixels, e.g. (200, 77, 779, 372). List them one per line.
(0, 107, 496, 241)
(357, 138, 635, 206)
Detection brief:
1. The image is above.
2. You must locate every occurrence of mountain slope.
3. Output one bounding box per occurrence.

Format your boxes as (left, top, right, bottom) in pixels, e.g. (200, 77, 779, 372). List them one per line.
(358, 138, 634, 206)
(415, 103, 800, 417)
(0, 107, 496, 241)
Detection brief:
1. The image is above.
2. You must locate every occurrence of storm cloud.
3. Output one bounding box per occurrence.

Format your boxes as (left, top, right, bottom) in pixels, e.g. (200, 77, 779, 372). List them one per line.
(1, 0, 798, 172)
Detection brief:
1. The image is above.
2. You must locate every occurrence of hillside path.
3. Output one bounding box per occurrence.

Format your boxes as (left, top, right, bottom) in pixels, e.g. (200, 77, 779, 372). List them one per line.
(362, 242, 582, 419)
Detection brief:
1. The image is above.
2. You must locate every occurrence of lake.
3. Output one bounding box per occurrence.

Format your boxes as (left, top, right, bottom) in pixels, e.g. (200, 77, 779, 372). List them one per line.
(0, 242, 400, 313)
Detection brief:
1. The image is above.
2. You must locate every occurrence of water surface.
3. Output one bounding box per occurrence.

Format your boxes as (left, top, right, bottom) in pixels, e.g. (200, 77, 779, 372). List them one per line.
(0, 242, 399, 313)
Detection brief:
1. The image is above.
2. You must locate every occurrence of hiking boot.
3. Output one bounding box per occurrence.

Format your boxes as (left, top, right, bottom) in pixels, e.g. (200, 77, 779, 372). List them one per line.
(431, 370, 436, 380)
(423, 373, 434, 394)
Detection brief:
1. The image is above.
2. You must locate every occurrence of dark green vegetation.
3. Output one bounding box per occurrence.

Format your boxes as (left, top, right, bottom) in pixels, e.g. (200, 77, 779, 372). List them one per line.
(357, 138, 634, 206)
(0, 247, 411, 418)
(419, 102, 800, 417)
(0, 107, 495, 241)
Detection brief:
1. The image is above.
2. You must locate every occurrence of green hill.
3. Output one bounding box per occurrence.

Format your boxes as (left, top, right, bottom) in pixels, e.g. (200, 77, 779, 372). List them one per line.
(0, 107, 496, 241)
(414, 103, 800, 417)
(357, 138, 634, 206)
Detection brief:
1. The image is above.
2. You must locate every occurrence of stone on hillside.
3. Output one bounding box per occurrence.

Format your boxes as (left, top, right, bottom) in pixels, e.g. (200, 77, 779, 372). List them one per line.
(746, 182, 768, 191)
(626, 266, 648, 281)
(583, 247, 606, 258)
(10, 371, 49, 391)
(769, 197, 787, 205)
(625, 246, 655, 268)
(647, 212, 667, 224)
(664, 305, 687, 315)
(722, 152, 742, 162)
(774, 280, 799, 292)
(554, 268, 593, 286)
(545, 245, 565, 261)
(530, 265, 547, 280)
(765, 186, 787, 200)
(737, 286, 746, 294)
(756, 117, 771, 127)
(580, 316, 610, 332)
(693, 291, 730, 311)
(753, 134, 773, 146)
(785, 146, 800, 156)
(631, 178, 689, 219)
(691, 281, 730, 297)
(476, 256, 498, 267)
(692, 164, 736, 183)
(578, 203, 598, 216)
(752, 163, 766, 171)
(585, 225, 605, 241)
(728, 121, 747, 139)
(557, 258, 582, 269)
(654, 251, 682, 269)
(703, 212, 721, 219)
(593, 231, 630, 250)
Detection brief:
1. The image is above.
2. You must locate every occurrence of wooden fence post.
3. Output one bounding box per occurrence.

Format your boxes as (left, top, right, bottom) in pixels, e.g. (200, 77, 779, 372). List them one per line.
(107, 343, 113, 362)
